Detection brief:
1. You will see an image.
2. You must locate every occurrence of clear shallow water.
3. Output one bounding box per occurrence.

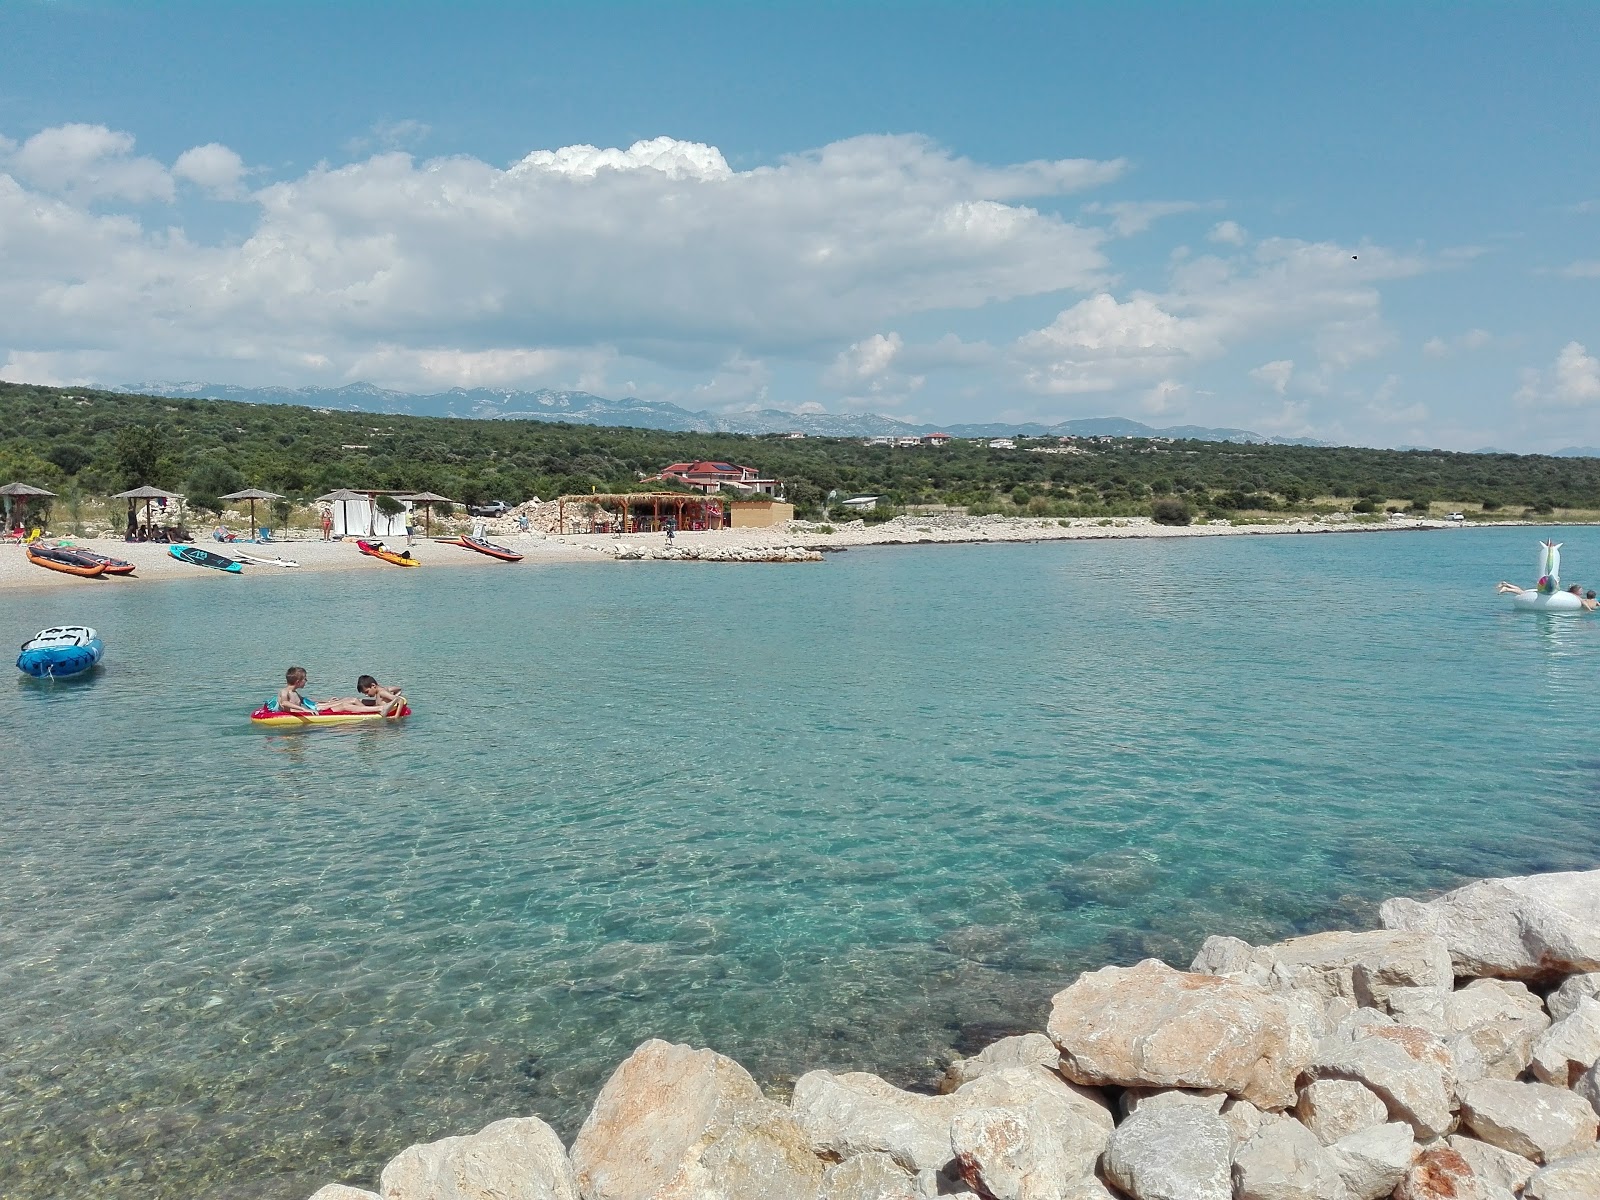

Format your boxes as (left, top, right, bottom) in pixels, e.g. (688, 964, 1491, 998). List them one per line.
(4, 527, 1600, 1198)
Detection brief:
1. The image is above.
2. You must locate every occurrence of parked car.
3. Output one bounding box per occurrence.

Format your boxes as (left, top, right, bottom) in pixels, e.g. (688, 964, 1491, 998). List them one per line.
(1447, 511, 1465, 522)
(468, 500, 511, 517)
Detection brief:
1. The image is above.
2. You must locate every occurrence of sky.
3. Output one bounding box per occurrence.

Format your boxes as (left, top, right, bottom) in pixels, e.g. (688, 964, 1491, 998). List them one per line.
(0, 2, 1596, 451)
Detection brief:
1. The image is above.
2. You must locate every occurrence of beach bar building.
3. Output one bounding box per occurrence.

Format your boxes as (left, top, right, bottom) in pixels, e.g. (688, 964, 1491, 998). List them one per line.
(557, 492, 726, 534)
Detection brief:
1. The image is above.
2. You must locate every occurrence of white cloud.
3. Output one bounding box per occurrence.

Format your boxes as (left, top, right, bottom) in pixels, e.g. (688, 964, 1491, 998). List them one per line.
(1250, 359, 1294, 395)
(1207, 220, 1247, 246)
(823, 332, 903, 388)
(1422, 328, 1494, 358)
(1516, 341, 1600, 409)
(173, 143, 247, 197)
(1084, 199, 1207, 237)
(1012, 239, 1429, 396)
(7, 123, 173, 202)
(0, 128, 1126, 390)
(1560, 260, 1600, 278)
(1140, 379, 1188, 416)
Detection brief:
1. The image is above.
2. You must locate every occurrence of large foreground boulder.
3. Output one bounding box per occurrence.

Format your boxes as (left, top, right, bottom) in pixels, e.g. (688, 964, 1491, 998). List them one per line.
(1047, 959, 1313, 1109)
(1393, 1146, 1509, 1200)
(1524, 1148, 1600, 1199)
(380, 1117, 578, 1200)
(570, 1040, 822, 1200)
(1249, 929, 1454, 1009)
(1457, 1078, 1599, 1164)
(948, 1066, 1113, 1199)
(1381, 870, 1600, 982)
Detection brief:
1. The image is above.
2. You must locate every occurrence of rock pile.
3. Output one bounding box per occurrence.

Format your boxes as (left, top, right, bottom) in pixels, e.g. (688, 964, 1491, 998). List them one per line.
(605, 543, 822, 563)
(303, 869, 1600, 1200)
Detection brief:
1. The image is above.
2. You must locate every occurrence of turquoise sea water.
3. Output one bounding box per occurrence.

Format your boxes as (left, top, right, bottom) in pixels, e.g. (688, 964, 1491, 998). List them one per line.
(5, 526, 1600, 1198)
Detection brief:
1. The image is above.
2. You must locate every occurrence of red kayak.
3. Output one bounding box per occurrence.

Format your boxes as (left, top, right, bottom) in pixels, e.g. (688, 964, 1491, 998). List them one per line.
(455, 535, 524, 562)
(63, 547, 136, 575)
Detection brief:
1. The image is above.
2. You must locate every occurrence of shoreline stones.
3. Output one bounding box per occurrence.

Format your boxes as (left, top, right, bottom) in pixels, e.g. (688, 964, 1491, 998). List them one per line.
(298, 868, 1600, 1200)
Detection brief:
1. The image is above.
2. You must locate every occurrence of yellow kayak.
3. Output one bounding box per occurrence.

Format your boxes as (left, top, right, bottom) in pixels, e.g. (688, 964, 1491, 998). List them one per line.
(357, 539, 420, 567)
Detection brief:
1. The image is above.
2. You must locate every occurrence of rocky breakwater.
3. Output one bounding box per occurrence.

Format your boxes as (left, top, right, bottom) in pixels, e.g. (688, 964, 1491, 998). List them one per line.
(302, 868, 1600, 1200)
(604, 543, 822, 563)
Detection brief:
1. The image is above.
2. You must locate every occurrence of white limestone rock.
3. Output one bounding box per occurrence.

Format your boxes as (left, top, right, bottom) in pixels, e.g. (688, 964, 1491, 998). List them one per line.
(815, 1152, 918, 1200)
(1303, 1024, 1457, 1140)
(1530, 996, 1600, 1087)
(1457, 1078, 1600, 1164)
(947, 1067, 1115, 1200)
(1575, 1062, 1600, 1118)
(792, 1071, 959, 1175)
(1380, 870, 1600, 982)
(1386, 987, 1449, 1034)
(310, 1188, 382, 1200)
(1393, 1145, 1513, 1200)
(1103, 1091, 1233, 1200)
(1547, 972, 1600, 1022)
(1046, 959, 1314, 1109)
(1231, 1116, 1354, 1200)
(1189, 934, 1260, 978)
(1445, 1134, 1538, 1194)
(1294, 1078, 1388, 1145)
(938, 1034, 1059, 1093)
(1444, 978, 1550, 1083)
(1523, 1148, 1600, 1199)
(1119, 1087, 1225, 1118)
(570, 1039, 822, 1200)
(380, 1116, 578, 1200)
(1323, 1122, 1416, 1200)
(1264, 929, 1454, 1009)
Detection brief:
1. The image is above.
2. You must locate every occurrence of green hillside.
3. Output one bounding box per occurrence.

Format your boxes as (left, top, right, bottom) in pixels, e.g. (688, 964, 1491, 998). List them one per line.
(3, 379, 1599, 521)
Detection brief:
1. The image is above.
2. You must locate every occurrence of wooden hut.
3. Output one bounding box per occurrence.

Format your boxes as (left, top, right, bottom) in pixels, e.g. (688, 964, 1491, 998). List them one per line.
(557, 492, 724, 534)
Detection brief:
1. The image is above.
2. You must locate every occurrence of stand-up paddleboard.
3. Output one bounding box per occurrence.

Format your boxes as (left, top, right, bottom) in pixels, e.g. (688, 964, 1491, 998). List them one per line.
(454, 535, 524, 562)
(249, 702, 412, 727)
(169, 545, 244, 573)
(232, 551, 300, 568)
(357, 539, 420, 567)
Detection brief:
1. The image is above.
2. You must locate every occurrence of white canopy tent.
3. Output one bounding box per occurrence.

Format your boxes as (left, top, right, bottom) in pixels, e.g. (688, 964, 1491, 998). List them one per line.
(317, 489, 411, 540)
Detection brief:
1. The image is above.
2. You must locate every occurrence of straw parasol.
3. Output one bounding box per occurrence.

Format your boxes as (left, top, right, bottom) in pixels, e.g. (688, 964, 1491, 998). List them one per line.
(0, 482, 56, 531)
(396, 491, 456, 535)
(219, 487, 284, 540)
(316, 488, 367, 538)
(114, 485, 184, 535)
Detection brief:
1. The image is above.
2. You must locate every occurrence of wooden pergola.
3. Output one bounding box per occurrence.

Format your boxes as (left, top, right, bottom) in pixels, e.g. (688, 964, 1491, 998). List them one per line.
(557, 492, 725, 534)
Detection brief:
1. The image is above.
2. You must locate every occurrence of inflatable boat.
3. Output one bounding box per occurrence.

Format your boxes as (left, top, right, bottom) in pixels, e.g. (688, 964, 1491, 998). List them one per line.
(1509, 540, 1587, 612)
(63, 546, 136, 575)
(25, 543, 106, 578)
(18, 625, 104, 678)
(357, 540, 420, 567)
(455, 534, 524, 562)
(250, 702, 412, 727)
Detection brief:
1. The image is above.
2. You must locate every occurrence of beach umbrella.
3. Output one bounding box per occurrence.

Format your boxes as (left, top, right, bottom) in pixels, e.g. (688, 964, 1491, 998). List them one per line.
(396, 491, 456, 535)
(219, 487, 284, 540)
(0, 481, 56, 532)
(114, 485, 184, 536)
(316, 488, 366, 538)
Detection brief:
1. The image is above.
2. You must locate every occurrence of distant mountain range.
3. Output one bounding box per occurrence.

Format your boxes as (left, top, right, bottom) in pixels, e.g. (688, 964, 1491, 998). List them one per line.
(119, 381, 1332, 446)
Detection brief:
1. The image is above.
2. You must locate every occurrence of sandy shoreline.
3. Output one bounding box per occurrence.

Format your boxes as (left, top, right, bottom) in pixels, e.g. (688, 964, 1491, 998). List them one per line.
(0, 514, 1537, 593)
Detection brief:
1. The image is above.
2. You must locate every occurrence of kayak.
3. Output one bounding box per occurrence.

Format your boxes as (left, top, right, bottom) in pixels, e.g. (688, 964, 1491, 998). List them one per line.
(55, 545, 136, 575)
(455, 534, 524, 562)
(18, 625, 104, 678)
(170, 545, 244, 573)
(233, 551, 300, 568)
(357, 539, 420, 567)
(250, 702, 412, 727)
(25, 543, 106, 578)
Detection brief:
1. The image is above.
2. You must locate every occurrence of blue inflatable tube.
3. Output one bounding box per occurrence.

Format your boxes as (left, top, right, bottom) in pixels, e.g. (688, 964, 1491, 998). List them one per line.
(17, 625, 104, 678)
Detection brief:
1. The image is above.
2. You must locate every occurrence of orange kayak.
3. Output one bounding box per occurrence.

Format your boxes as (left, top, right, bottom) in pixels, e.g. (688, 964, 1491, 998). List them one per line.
(356, 539, 420, 567)
(25, 543, 106, 578)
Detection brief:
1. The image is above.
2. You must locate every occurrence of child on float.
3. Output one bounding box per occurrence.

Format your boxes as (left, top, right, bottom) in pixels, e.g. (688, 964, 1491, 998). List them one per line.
(321, 674, 406, 717)
(274, 666, 319, 714)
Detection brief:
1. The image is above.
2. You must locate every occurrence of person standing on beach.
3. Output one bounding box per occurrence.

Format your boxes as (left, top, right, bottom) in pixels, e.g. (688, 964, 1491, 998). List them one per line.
(321, 507, 333, 541)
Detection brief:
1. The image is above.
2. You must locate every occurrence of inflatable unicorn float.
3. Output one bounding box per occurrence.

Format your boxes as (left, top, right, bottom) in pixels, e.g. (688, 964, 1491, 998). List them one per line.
(1498, 539, 1593, 611)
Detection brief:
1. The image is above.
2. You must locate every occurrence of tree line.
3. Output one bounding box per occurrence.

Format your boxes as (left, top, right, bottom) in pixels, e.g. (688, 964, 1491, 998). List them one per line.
(4, 380, 1600, 522)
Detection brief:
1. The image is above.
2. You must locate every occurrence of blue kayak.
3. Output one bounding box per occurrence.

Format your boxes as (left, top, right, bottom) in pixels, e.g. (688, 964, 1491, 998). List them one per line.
(17, 625, 104, 678)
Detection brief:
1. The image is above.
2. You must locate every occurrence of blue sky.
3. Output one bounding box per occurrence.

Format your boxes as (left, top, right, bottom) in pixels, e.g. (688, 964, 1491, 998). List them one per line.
(0, 2, 1596, 449)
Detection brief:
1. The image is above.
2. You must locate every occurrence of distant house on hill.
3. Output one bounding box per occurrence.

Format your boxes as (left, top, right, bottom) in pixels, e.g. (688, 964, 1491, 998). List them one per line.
(650, 460, 779, 496)
(921, 432, 953, 446)
(988, 438, 1016, 450)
